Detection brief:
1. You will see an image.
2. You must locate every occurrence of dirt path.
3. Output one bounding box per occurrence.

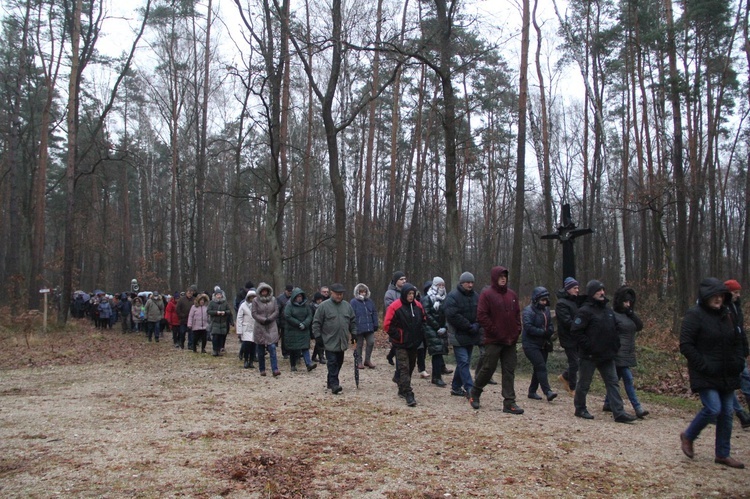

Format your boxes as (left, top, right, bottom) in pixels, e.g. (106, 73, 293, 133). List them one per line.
(0, 329, 748, 498)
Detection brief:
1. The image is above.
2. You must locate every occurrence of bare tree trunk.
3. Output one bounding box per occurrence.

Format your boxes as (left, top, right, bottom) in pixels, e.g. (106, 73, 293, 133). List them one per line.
(511, 0, 530, 291)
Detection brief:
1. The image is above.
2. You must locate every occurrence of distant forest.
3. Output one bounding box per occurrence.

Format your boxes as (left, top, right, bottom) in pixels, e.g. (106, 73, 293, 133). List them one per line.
(1, 0, 748, 325)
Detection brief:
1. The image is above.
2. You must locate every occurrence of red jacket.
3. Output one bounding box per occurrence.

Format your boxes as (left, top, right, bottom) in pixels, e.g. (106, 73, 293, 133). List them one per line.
(477, 266, 521, 345)
(165, 299, 180, 327)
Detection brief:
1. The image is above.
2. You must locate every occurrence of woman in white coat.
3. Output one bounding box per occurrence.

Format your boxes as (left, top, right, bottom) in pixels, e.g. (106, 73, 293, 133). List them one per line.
(236, 288, 257, 369)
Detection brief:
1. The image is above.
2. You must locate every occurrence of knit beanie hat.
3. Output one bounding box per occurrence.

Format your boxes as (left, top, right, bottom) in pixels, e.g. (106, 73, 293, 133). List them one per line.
(432, 276, 445, 287)
(586, 280, 605, 296)
(391, 271, 406, 285)
(459, 272, 475, 284)
(725, 279, 742, 292)
(564, 277, 579, 291)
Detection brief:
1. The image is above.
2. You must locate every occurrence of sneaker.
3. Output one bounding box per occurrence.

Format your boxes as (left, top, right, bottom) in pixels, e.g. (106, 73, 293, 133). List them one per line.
(431, 378, 447, 387)
(419, 371, 430, 379)
(546, 391, 558, 402)
(331, 385, 343, 395)
(615, 413, 637, 423)
(528, 392, 542, 400)
(503, 403, 524, 415)
(602, 403, 612, 412)
(575, 410, 594, 419)
(307, 363, 317, 372)
(450, 387, 467, 397)
(405, 392, 417, 407)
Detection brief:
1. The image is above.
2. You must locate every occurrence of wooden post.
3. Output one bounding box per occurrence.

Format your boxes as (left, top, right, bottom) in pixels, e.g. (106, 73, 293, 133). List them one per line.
(40, 288, 50, 332)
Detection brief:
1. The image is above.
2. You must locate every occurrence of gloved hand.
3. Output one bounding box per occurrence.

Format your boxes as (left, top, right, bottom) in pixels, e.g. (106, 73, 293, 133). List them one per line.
(263, 319, 272, 325)
(470, 323, 480, 334)
(437, 327, 447, 338)
(298, 322, 306, 330)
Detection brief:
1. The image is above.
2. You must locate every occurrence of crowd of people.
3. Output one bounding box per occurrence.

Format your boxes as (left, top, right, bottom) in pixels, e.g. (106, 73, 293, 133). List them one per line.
(70, 268, 750, 469)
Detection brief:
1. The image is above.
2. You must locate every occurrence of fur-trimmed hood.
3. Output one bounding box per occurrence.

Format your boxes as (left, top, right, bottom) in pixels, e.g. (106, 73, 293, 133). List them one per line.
(353, 283, 371, 300)
(256, 282, 274, 303)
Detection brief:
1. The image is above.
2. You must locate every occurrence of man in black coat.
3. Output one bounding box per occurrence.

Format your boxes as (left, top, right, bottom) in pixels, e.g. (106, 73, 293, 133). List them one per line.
(555, 277, 582, 393)
(570, 280, 636, 423)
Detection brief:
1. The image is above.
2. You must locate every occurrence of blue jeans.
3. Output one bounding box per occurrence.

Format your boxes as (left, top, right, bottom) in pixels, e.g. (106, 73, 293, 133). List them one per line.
(604, 366, 642, 411)
(257, 343, 278, 373)
(451, 345, 474, 393)
(684, 388, 735, 458)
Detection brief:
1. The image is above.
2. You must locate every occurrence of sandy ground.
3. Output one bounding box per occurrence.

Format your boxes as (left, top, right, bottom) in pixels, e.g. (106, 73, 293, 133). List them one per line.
(0, 328, 749, 498)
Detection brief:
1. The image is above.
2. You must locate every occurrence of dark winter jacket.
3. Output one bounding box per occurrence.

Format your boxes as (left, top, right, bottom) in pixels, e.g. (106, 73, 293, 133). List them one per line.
(444, 283, 481, 347)
(422, 284, 449, 356)
(276, 291, 291, 329)
(118, 296, 132, 318)
(176, 295, 194, 325)
(284, 288, 314, 351)
(570, 281, 620, 362)
(350, 284, 379, 334)
(522, 287, 554, 350)
(476, 266, 521, 346)
(312, 296, 356, 352)
(680, 278, 748, 393)
(383, 284, 427, 349)
(207, 295, 233, 336)
(613, 286, 643, 368)
(555, 288, 583, 349)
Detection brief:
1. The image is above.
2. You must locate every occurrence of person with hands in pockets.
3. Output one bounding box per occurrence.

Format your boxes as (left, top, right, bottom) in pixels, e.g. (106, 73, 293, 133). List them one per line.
(522, 287, 557, 402)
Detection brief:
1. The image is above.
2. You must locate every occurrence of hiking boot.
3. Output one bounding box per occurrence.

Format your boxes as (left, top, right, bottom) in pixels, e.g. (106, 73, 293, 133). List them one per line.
(272, 370, 281, 377)
(635, 407, 649, 419)
(614, 413, 637, 423)
(546, 391, 558, 402)
(442, 367, 453, 375)
(680, 432, 694, 458)
(558, 374, 574, 394)
(503, 403, 524, 415)
(450, 387, 467, 397)
(715, 456, 745, 469)
(468, 389, 481, 410)
(575, 410, 594, 420)
(528, 392, 542, 400)
(432, 378, 447, 387)
(331, 385, 343, 395)
(602, 403, 612, 412)
(307, 363, 317, 372)
(260, 371, 267, 377)
(405, 392, 417, 407)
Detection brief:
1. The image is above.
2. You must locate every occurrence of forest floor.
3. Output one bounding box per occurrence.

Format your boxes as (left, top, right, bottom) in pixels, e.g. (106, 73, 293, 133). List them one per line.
(1, 322, 749, 498)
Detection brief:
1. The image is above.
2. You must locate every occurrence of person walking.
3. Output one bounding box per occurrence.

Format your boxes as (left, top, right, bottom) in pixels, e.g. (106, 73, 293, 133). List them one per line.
(522, 287, 558, 402)
(680, 278, 748, 468)
(444, 272, 481, 398)
(602, 286, 648, 418)
(384, 283, 427, 406)
(309, 292, 327, 365)
(350, 283, 379, 369)
(555, 277, 582, 393)
(176, 286, 196, 350)
(384, 271, 407, 366)
(118, 293, 132, 334)
(145, 292, 164, 342)
(188, 294, 210, 353)
(207, 289, 233, 356)
(571, 280, 636, 423)
(469, 266, 523, 414)
(284, 287, 317, 372)
(312, 283, 356, 394)
(236, 288, 257, 369)
(165, 292, 181, 348)
(252, 283, 281, 376)
(724, 279, 750, 428)
(422, 277, 450, 387)
(131, 296, 145, 333)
